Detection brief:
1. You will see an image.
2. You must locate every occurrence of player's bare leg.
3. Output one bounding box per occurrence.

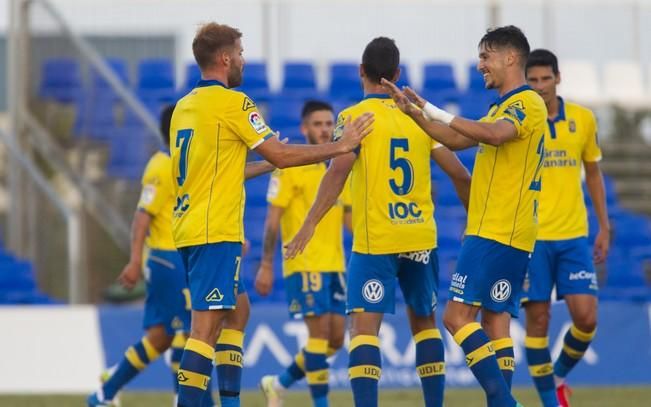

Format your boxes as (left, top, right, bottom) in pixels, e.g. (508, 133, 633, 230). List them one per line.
(443, 302, 518, 407)
(407, 308, 445, 407)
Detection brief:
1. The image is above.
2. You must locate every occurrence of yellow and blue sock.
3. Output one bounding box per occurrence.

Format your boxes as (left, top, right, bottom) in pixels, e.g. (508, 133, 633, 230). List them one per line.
(453, 323, 516, 407)
(102, 337, 160, 400)
(554, 325, 596, 379)
(177, 338, 214, 406)
(215, 329, 244, 407)
(279, 350, 306, 388)
(304, 338, 330, 407)
(414, 329, 445, 407)
(348, 335, 381, 407)
(170, 332, 186, 395)
(525, 336, 558, 407)
(493, 337, 515, 389)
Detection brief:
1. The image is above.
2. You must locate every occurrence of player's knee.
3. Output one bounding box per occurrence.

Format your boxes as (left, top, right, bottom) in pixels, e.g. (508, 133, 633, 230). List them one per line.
(573, 312, 597, 333)
(442, 309, 465, 335)
(408, 314, 435, 335)
(525, 307, 550, 336)
(146, 327, 174, 352)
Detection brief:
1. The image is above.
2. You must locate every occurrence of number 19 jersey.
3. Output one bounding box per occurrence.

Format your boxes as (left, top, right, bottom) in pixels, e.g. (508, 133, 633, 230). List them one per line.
(170, 79, 274, 248)
(335, 95, 438, 254)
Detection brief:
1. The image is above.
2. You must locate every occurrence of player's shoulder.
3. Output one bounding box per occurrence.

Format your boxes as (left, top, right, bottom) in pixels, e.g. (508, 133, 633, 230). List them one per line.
(563, 99, 596, 122)
(143, 150, 171, 177)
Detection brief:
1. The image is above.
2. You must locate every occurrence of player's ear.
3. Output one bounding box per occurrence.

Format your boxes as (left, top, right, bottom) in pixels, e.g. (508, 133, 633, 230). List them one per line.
(359, 64, 365, 79)
(555, 71, 561, 86)
(392, 66, 401, 83)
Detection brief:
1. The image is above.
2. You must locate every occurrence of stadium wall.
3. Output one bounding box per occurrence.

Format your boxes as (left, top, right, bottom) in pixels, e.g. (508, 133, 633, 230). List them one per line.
(0, 302, 649, 393)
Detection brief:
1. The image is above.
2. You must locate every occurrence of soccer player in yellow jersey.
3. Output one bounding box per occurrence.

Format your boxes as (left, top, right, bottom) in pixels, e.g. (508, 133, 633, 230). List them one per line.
(522, 49, 610, 407)
(384, 26, 546, 407)
(285, 37, 471, 407)
(255, 101, 351, 407)
(171, 23, 372, 407)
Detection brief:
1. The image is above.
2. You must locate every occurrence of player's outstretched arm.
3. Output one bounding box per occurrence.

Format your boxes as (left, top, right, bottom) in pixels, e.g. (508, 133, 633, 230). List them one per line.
(255, 205, 283, 296)
(585, 161, 610, 264)
(117, 209, 151, 289)
(431, 146, 472, 211)
(254, 113, 373, 168)
(284, 153, 355, 259)
(381, 79, 477, 150)
(245, 160, 276, 180)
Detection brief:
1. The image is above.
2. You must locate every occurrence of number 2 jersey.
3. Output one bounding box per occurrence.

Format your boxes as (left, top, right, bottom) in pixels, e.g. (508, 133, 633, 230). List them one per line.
(467, 85, 547, 252)
(170, 79, 275, 248)
(335, 94, 439, 255)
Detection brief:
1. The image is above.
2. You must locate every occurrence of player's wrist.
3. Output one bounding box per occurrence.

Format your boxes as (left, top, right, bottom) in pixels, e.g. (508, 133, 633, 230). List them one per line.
(422, 102, 455, 125)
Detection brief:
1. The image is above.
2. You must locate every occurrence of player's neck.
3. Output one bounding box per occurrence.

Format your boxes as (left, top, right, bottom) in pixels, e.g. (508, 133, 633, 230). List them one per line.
(363, 83, 387, 96)
(200, 69, 229, 87)
(546, 95, 560, 120)
(497, 73, 527, 98)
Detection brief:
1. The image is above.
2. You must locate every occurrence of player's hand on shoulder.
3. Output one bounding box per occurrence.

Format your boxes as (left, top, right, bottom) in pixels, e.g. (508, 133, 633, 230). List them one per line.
(336, 113, 374, 153)
(117, 261, 141, 290)
(254, 260, 274, 296)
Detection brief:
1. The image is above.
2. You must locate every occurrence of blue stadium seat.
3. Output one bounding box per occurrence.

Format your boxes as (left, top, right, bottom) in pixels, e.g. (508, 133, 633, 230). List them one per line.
(178, 63, 201, 98)
(106, 127, 157, 179)
(245, 173, 271, 208)
(281, 62, 319, 99)
(239, 62, 272, 103)
(268, 99, 304, 129)
(467, 63, 486, 91)
(84, 100, 117, 141)
(89, 58, 130, 101)
(458, 90, 497, 120)
(136, 58, 176, 104)
(39, 58, 84, 103)
(328, 63, 363, 101)
(422, 63, 460, 105)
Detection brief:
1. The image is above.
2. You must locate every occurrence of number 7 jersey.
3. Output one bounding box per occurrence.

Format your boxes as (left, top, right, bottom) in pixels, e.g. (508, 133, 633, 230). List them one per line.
(170, 79, 275, 248)
(467, 85, 547, 252)
(335, 94, 438, 255)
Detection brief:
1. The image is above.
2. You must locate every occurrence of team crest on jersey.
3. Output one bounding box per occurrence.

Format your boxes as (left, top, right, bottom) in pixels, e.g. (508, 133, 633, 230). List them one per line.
(248, 112, 268, 134)
(242, 97, 256, 111)
(140, 185, 156, 206)
(490, 279, 511, 302)
(568, 119, 576, 133)
(504, 101, 526, 124)
(332, 115, 345, 141)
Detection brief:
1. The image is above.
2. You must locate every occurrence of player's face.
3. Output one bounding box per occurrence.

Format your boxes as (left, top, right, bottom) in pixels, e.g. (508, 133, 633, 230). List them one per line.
(477, 44, 507, 89)
(526, 65, 559, 106)
(227, 39, 245, 88)
(302, 110, 335, 145)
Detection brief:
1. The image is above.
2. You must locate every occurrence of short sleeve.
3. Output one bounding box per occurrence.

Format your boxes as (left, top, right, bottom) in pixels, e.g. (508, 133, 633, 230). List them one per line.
(266, 169, 294, 208)
(582, 111, 602, 162)
(137, 163, 166, 216)
(228, 92, 275, 149)
(430, 138, 443, 150)
(497, 100, 527, 137)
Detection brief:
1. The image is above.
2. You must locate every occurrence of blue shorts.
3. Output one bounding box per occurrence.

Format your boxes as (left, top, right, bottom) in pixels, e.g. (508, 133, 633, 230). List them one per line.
(522, 237, 598, 302)
(450, 236, 530, 317)
(285, 272, 346, 319)
(347, 249, 439, 316)
(143, 249, 191, 335)
(178, 242, 245, 311)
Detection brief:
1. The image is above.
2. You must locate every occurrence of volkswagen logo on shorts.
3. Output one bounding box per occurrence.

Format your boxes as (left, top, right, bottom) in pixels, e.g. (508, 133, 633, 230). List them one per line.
(362, 279, 384, 303)
(490, 279, 511, 302)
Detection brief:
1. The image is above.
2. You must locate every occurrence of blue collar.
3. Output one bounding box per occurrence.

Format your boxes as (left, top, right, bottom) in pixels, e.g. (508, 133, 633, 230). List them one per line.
(495, 84, 531, 106)
(548, 97, 566, 123)
(363, 93, 392, 100)
(196, 79, 227, 88)
(159, 147, 170, 155)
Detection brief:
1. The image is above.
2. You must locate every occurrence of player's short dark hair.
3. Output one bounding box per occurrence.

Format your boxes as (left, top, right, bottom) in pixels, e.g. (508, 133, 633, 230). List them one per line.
(301, 100, 333, 120)
(526, 48, 560, 75)
(362, 37, 400, 84)
(192, 22, 242, 70)
(159, 104, 175, 147)
(479, 25, 530, 67)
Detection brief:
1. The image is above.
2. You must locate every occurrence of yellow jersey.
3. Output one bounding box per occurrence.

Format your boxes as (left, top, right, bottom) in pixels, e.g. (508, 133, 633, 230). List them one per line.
(267, 163, 351, 276)
(170, 79, 275, 248)
(335, 94, 438, 254)
(537, 98, 601, 240)
(467, 85, 547, 252)
(137, 150, 176, 250)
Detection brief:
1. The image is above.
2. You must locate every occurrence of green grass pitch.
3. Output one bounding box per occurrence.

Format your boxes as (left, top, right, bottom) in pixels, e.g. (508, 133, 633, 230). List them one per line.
(1, 387, 649, 406)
